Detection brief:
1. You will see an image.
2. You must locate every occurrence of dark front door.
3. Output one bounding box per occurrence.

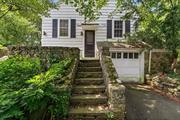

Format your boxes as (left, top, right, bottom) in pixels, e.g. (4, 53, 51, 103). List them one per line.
(85, 30, 95, 57)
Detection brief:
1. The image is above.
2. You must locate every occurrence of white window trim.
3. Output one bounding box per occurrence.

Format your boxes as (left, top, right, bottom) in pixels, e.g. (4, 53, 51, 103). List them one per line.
(112, 20, 125, 39)
(58, 19, 71, 38)
(110, 51, 140, 60)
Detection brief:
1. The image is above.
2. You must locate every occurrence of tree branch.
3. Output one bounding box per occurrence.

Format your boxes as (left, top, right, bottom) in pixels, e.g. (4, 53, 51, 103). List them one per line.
(169, 0, 174, 8)
(0, 6, 12, 19)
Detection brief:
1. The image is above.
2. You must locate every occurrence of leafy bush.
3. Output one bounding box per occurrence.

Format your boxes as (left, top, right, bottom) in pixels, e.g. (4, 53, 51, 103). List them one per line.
(0, 56, 41, 90)
(26, 59, 73, 119)
(0, 44, 3, 49)
(0, 58, 73, 120)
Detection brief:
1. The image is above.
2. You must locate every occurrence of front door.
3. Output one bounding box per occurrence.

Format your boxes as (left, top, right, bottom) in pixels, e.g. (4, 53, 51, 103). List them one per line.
(85, 30, 95, 57)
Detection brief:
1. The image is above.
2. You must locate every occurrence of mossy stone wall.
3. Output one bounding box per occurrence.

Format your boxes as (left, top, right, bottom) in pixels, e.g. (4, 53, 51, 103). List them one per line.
(8, 46, 80, 71)
(144, 51, 150, 74)
(8, 46, 80, 59)
(144, 50, 172, 74)
(150, 51, 172, 74)
(0, 47, 8, 57)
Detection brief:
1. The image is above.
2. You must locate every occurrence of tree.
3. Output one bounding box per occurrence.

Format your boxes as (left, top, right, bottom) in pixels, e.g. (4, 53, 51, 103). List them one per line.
(63, 0, 107, 22)
(0, 0, 57, 20)
(114, 0, 180, 70)
(0, 0, 58, 45)
(0, 13, 39, 46)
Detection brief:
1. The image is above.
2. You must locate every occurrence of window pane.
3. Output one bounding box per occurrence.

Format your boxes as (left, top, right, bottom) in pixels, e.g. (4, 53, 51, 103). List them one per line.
(52, 19, 58, 38)
(134, 53, 139, 59)
(117, 52, 121, 58)
(114, 30, 123, 37)
(123, 53, 128, 59)
(60, 20, 68, 36)
(114, 20, 123, 37)
(125, 20, 131, 33)
(129, 53, 133, 59)
(111, 52, 116, 58)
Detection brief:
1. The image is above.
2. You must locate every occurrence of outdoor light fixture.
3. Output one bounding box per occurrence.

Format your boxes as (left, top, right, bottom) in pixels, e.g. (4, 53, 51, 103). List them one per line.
(43, 31, 47, 36)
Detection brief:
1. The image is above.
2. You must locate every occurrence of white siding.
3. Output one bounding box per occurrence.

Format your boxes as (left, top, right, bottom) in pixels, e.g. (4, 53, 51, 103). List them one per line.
(41, 0, 135, 57)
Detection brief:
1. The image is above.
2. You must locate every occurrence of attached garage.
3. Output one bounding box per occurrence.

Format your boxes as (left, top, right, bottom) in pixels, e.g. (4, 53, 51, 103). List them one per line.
(110, 48, 145, 83)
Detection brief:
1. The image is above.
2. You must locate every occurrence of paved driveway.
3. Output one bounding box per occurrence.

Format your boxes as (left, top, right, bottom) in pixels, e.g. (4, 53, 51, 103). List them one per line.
(125, 85, 180, 120)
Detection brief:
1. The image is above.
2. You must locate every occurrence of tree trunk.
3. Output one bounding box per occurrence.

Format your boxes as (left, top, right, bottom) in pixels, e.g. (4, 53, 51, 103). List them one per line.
(171, 50, 178, 72)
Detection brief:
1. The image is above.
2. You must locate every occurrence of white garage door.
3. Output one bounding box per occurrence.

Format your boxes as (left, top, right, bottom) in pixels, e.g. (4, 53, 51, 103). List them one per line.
(111, 51, 142, 82)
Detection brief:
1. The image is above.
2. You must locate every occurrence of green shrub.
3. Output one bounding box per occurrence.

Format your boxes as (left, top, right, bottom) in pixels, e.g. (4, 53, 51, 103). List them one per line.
(0, 44, 3, 49)
(0, 56, 41, 89)
(0, 58, 73, 120)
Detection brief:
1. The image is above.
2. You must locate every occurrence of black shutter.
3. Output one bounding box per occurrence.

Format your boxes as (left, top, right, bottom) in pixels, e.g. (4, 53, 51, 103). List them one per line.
(107, 20, 112, 39)
(125, 20, 131, 34)
(71, 19, 76, 38)
(52, 19, 58, 38)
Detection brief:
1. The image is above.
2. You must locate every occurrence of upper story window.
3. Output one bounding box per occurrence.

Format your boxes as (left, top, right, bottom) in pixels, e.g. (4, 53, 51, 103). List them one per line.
(60, 19, 69, 37)
(114, 20, 123, 37)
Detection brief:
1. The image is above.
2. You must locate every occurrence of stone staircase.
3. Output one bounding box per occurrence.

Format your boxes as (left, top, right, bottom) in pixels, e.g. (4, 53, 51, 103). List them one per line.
(69, 60, 109, 120)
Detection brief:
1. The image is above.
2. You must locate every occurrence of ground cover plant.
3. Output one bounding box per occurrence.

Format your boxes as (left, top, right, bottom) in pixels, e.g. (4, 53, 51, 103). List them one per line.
(0, 56, 73, 120)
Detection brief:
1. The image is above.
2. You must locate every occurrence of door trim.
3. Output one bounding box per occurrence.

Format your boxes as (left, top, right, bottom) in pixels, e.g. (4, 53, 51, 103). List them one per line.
(84, 30, 95, 58)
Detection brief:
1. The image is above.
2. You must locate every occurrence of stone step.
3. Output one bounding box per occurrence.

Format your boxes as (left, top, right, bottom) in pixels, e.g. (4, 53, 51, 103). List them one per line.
(78, 67, 102, 72)
(73, 85, 106, 94)
(71, 94, 107, 105)
(79, 62, 101, 67)
(80, 60, 100, 63)
(77, 72, 103, 78)
(68, 105, 109, 120)
(75, 78, 104, 85)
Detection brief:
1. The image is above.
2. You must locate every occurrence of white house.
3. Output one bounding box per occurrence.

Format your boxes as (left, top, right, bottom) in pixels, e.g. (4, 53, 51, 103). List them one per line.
(41, 0, 145, 83)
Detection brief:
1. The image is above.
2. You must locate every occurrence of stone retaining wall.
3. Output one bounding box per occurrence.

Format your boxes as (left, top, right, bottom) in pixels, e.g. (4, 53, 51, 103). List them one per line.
(176, 62, 180, 74)
(8, 46, 80, 71)
(8, 46, 80, 59)
(0, 47, 8, 57)
(152, 76, 180, 98)
(145, 50, 172, 74)
(99, 46, 126, 120)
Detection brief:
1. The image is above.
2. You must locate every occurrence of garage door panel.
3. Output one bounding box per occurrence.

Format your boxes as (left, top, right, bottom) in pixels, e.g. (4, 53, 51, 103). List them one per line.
(112, 60, 139, 67)
(111, 51, 142, 83)
(117, 68, 140, 75)
(119, 76, 139, 82)
(118, 74, 140, 78)
(115, 64, 140, 68)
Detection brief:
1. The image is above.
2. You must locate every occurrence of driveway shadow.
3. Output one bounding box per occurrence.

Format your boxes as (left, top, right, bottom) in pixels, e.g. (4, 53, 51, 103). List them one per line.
(125, 85, 180, 120)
